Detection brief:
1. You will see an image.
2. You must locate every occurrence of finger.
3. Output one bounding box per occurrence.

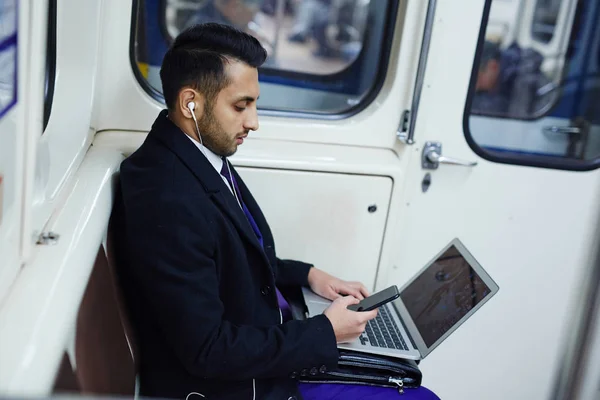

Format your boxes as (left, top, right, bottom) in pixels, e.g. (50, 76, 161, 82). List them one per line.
(338, 285, 365, 300)
(359, 309, 378, 322)
(327, 288, 343, 301)
(347, 281, 365, 290)
(357, 284, 370, 298)
(346, 282, 370, 298)
(346, 288, 365, 300)
(336, 295, 360, 306)
(352, 289, 365, 300)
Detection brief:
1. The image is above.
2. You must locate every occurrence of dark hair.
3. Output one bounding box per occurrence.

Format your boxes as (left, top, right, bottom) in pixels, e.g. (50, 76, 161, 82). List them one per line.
(160, 23, 267, 110)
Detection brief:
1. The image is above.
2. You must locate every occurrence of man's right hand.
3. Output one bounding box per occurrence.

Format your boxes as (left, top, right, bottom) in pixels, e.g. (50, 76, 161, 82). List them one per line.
(323, 296, 378, 343)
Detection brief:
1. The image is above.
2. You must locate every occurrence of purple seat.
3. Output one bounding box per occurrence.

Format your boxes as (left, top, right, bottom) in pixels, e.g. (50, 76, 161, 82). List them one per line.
(299, 383, 441, 399)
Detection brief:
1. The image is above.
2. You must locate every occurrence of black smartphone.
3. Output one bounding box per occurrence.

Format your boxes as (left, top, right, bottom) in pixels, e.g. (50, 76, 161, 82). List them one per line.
(347, 285, 400, 312)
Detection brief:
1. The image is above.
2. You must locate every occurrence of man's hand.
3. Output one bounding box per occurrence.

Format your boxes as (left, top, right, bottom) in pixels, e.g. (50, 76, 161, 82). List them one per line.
(323, 296, 378, 343)
(307, 267, 369, 301)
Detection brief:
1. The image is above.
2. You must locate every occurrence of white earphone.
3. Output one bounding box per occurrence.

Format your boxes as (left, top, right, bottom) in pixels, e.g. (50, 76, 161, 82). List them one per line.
(187, 101, 207, 158)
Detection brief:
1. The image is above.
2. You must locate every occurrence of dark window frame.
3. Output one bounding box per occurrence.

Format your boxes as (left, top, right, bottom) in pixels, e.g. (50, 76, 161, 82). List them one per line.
(43, 0, 57, 131)
(129, 0, 400, 120)
(463, 0, 600, 172)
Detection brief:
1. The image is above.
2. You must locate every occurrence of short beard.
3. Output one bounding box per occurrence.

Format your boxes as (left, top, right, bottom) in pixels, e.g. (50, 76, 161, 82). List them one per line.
(196, 102, 236, 157)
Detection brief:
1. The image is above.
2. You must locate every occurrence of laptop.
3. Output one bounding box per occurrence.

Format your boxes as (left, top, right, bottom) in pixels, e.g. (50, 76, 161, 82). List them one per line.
(302, 238, 499, 360)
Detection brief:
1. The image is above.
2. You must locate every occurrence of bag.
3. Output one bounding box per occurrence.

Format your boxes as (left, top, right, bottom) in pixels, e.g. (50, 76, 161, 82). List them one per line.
(279, 285, 422, 394)
(299, 350, 422, 395)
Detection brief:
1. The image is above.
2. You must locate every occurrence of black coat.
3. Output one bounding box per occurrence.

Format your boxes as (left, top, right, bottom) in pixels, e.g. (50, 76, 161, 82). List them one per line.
(112, 110, 339, 400)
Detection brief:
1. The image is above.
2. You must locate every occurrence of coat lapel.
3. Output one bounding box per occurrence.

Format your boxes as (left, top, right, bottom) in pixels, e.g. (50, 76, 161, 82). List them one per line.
(230, 166, 279, 271)
(148, 110, 268, 262)
(210, 189, 266, 256)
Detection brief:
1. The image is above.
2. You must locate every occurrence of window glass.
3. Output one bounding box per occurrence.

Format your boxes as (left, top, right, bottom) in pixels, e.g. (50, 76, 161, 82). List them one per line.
(0, 0, 17, 119)
(132, 0, 397, 115)
(531, 0, 563, 43)
(465, 0, 600, 169)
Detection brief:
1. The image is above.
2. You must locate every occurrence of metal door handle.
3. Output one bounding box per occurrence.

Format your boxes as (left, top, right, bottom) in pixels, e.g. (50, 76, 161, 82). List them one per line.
(426, 151, 478, 167)
(542, 126, 581, 135)
(422, 142, 478, 170)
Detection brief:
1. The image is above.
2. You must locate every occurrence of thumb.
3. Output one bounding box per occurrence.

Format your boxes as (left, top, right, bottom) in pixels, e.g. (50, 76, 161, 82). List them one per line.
(359, 309, 378, 322)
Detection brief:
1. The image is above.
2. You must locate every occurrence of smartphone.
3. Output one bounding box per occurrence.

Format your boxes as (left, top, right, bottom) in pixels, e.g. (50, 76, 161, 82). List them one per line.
(347, 285, 400, 312)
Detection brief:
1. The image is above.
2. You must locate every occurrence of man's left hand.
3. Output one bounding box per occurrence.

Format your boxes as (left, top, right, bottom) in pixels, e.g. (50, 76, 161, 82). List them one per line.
(307, 267, 370, 301)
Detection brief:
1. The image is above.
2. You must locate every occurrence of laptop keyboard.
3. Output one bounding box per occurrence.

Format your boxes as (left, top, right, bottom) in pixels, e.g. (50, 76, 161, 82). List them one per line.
(360, 305, 409, 351)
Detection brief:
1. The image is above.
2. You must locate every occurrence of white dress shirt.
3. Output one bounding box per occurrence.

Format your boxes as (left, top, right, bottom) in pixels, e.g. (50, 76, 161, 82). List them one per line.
(185, 134, 236, 196)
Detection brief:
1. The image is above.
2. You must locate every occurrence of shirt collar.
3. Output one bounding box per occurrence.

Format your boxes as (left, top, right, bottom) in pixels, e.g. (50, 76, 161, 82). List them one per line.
(185, 134, 224, 174)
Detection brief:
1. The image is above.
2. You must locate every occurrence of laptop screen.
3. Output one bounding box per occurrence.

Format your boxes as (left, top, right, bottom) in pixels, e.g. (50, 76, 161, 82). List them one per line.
(399, 244, 493, 348)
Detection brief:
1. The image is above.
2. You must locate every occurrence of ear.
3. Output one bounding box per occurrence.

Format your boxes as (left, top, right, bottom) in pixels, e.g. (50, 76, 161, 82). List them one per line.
(178, 88, 205, 120)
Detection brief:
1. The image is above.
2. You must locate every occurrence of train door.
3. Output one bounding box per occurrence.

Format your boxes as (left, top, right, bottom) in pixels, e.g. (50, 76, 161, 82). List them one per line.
(379, 0, 600, 399)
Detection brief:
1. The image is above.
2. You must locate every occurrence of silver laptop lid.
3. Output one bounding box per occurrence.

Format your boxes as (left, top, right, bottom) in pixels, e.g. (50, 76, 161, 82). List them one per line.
(393, 238, 499, 359)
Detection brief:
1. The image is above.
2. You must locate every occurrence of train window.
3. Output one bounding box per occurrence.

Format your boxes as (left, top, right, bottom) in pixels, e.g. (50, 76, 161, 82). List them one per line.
(43, 0, 57, 132)
(465, 0, 600, 170)
(131, 0, 398, 115)
(0, 0, 17, 120)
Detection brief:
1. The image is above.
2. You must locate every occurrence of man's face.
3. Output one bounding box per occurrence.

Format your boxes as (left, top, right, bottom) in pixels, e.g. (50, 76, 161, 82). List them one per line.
(476, 59, 500, 92)
(197, 61, 260, 157)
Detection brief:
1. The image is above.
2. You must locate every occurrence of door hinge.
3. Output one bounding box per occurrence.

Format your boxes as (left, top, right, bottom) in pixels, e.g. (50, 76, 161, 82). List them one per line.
(36, 231, 60, 245)
(396, 109, 413, 144)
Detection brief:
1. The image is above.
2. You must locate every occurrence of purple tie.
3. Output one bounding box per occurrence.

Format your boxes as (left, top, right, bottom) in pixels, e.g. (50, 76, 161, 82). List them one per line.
(220, 158, 292, 320)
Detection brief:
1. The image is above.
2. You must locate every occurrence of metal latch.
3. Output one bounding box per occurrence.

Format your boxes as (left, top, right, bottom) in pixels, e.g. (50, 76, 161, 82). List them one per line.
(36, 231, 60, 245)
(396, 110, 411, 143)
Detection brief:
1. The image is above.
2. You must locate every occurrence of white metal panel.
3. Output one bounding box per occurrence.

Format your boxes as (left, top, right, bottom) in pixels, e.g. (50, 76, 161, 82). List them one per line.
(29, 0, 103, 246)
(238, 167, 392, 289)
(93, 131, 404, 177)
(376, 1, 600, 399)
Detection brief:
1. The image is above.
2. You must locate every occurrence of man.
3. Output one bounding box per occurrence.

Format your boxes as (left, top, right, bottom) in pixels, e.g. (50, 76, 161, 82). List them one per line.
(472, 40, 554, 119)
(114, 23, 377, 400)
(471, 40, 509, 115)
